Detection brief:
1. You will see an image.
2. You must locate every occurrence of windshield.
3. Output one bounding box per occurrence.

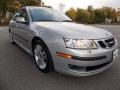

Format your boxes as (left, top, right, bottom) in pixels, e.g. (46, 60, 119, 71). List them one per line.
(29, 7, 72, 22)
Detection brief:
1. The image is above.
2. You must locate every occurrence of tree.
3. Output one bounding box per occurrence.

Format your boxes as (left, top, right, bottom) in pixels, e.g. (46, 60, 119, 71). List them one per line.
(116, 8, 120, 22)
(66, 7, 76, 20)
(76, 8, 90, 23)
(94, 9, 105, 23)
(102, 7, 116, 20)
(18, 0, 42, 6)
(87, 5, 95, 23)
(87, 5, 93, 12)
(0, 0, 8, 17)
(0, 0, 46, 17)
(7, 1, 21, 14)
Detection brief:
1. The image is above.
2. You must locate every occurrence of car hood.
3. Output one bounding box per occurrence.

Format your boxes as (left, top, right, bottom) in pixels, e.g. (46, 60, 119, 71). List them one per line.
(33, 22, 113, 39)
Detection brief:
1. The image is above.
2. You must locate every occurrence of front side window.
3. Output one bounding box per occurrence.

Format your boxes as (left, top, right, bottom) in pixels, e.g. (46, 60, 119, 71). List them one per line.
(19, 9, 29, 21)
(13, 13, 20, 20)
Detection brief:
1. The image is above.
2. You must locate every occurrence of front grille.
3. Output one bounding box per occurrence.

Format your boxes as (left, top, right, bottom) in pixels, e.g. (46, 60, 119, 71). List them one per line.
(98, 38, 115, 48)
(105, 38, 115, 47)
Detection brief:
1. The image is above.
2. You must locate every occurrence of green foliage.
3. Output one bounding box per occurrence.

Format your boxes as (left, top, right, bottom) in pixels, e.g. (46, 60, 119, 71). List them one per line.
(87, 5, 95, 23)
(0, 0, 48, 23)
(66, 6, 118, 24)
(94, 9, 105, 23)
(102, 7, 116, 19)
(0, 0, 8, 16)
(0, 0, 119, 24)
(7, 0, 21, 14)
(18, 0, 42, 6)
(0, 0, 44, 18)
(76, 9, 90, 23)
(66, 8, 76, 20)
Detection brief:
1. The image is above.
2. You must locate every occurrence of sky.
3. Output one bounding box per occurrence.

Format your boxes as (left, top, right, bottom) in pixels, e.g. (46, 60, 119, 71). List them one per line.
(43, 0, 120, 11)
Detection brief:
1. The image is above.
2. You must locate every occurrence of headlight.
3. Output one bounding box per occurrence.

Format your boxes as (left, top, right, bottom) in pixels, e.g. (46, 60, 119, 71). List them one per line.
(64, 39, 97, 49)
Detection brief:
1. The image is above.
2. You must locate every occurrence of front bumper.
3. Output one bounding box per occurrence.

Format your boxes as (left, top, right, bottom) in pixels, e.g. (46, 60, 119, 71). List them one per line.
(52, 45, 119, 77)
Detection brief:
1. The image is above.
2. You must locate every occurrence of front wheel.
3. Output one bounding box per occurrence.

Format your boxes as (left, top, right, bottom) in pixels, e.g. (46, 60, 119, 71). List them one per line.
(33, 40, 53, 73)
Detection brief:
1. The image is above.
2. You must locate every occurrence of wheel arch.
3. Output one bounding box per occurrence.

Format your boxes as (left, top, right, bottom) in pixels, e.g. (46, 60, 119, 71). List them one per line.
(31, 36, 47, 51)
(8, 28, 10, 33)
(31, 36, 54, 71)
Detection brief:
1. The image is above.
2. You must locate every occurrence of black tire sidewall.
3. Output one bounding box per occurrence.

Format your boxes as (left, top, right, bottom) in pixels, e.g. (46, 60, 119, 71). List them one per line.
(33, 40, 53, 73)
(9, 32, 14, 44)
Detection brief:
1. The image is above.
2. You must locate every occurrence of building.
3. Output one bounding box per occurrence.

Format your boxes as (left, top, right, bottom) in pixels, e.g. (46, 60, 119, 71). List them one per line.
(116, 8, 120, 22)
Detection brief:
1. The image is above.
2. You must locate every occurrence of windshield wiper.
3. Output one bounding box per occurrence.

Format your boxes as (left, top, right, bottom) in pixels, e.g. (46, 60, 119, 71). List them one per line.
(61, 20, 73, 22)
(34, 19, 73, 22)
(35, 19, 60, 22)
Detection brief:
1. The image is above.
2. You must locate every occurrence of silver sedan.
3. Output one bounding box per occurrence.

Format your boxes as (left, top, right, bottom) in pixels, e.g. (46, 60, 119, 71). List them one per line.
(9, 6, 119, 77)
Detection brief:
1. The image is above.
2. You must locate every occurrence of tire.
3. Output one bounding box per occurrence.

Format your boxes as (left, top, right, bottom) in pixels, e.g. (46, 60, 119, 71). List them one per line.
(9, 31, 15, 44)
(33, 40, 53, 73)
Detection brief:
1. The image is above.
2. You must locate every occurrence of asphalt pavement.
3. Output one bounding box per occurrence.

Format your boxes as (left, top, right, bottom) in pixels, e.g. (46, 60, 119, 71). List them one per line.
(0, 25, 120, 90)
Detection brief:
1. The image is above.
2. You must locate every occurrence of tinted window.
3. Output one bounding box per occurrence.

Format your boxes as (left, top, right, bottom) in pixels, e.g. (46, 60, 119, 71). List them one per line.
(29, 8, 72, 22)
(19, 9, 29, 21)
(13, 13, 20, 20)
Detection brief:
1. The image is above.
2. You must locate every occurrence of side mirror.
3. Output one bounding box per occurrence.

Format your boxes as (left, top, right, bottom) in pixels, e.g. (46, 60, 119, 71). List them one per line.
(15, 17, 29, 24)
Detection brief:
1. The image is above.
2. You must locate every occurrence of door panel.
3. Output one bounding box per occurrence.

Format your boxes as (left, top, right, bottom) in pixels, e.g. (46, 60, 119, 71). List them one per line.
(15, 22, 30, 49)
(14, 8, 31, 50)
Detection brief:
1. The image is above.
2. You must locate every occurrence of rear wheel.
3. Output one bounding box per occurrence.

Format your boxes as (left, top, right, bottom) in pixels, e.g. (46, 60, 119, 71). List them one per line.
(9, 32, 15, 44)
(33, 40, 53, 73)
